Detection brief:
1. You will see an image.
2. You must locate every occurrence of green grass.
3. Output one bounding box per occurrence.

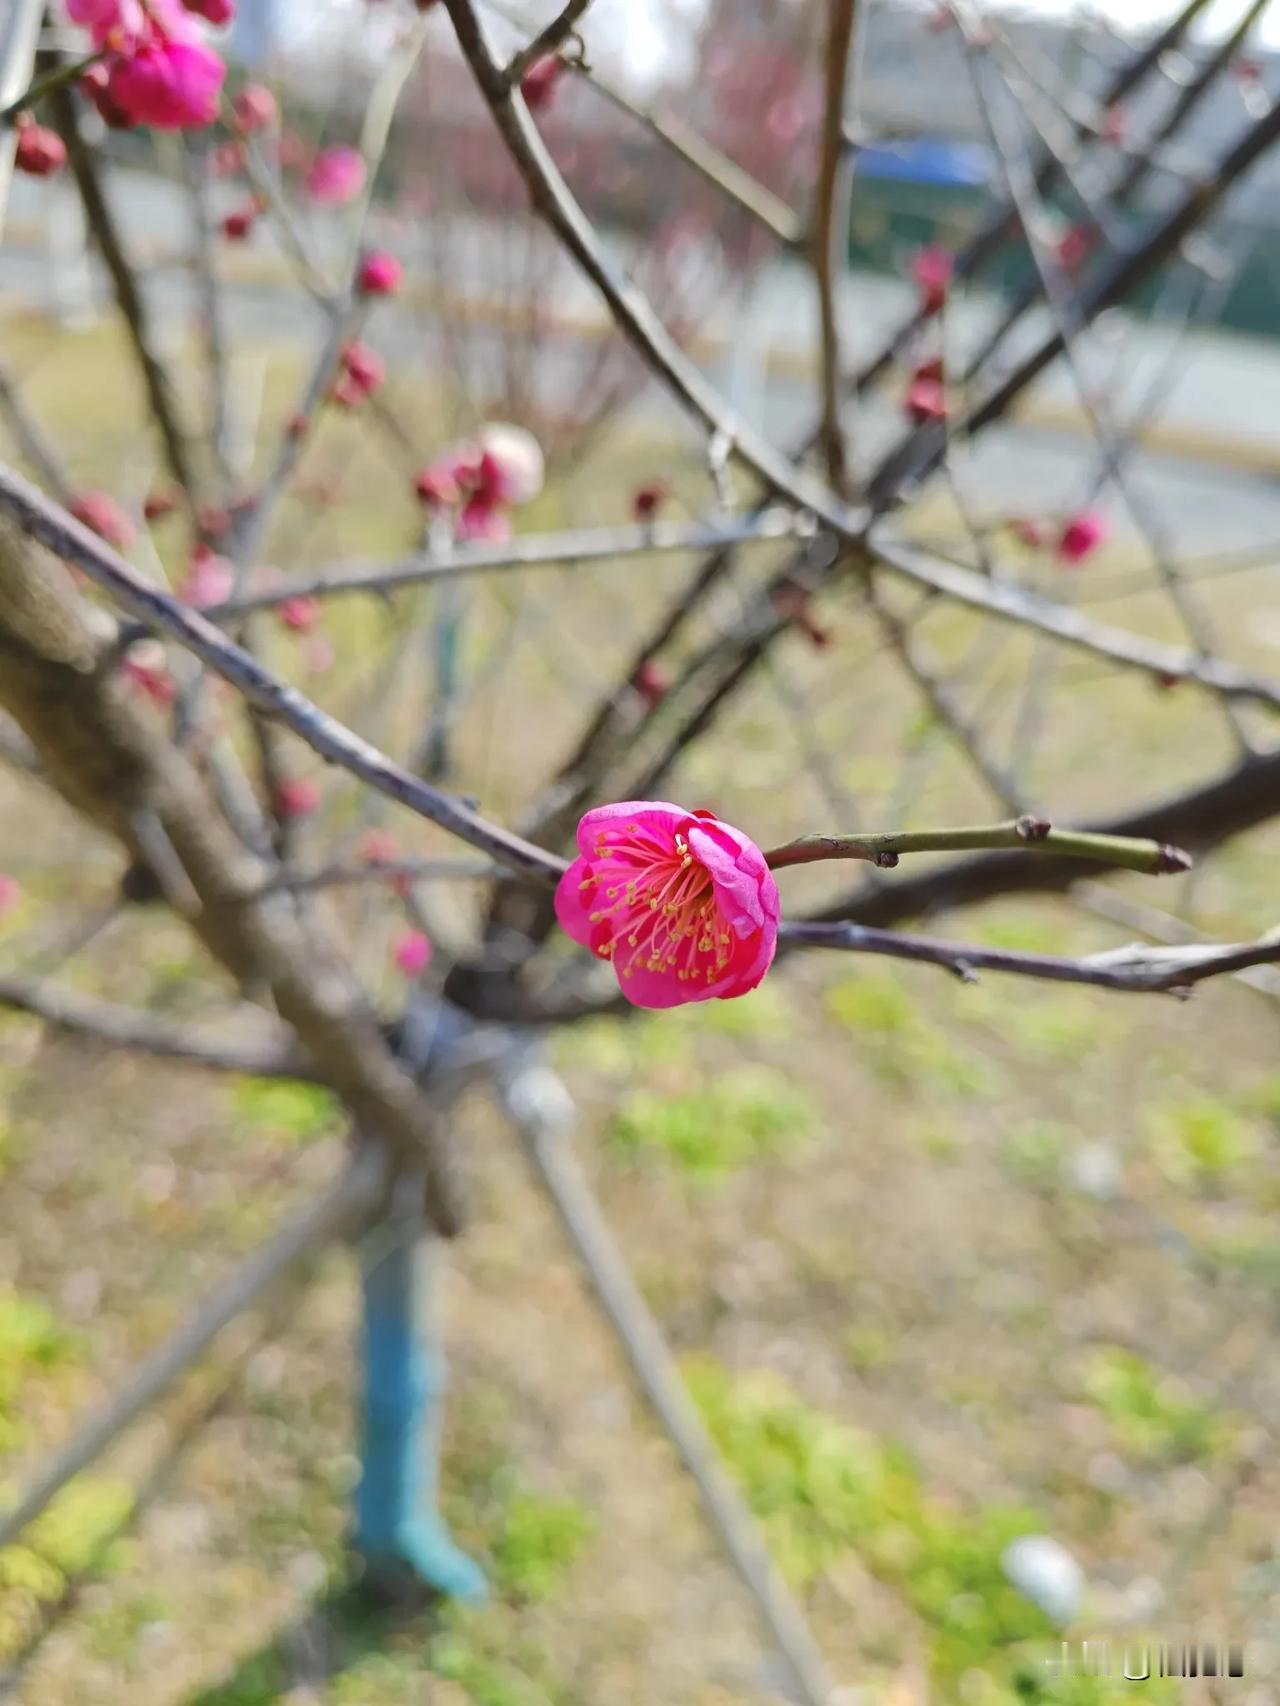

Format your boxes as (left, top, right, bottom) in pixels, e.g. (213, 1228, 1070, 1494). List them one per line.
(229, 1078, 342, 1146)
(1081, 1349, 1223, 1464)
(605, 1067, 816, 1182)
(686, 1359, 1057, 1687)
(1145, 1096, 1260, 1191)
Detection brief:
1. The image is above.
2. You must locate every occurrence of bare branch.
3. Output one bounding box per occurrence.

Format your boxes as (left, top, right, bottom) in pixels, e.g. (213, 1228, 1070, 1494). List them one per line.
(0, 464, 567, 884)
(765, 816, 1192, 875)
(504, 0, 590, 88)
(205, 510, 806, 618)
(870, 533, 1280, 712)
(812, 0, 858, 493)
(779, 921, 1280, 994)
(0, 975, 309, 1077)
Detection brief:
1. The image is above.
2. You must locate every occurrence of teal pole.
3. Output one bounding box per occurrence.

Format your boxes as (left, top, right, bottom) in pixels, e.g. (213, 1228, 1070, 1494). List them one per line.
(354, 1175, 485, 1601)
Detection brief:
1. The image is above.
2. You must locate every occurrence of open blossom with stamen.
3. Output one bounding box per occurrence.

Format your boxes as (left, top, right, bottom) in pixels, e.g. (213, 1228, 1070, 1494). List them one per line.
(555, 802, 780, 1009)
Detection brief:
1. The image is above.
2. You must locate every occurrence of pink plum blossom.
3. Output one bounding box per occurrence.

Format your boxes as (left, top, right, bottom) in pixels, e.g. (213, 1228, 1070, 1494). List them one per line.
(182, 0, 235, 21)
(911, 244, 954, 313)
(521, 55, 562, 112)
(393, 930, 433, 977)
(274, 776, 320, 819)
(14, 120, 66, 177)
(180, 544, 234, 607)
(278, 594, 322, 632)
(905, 374, 946, 425)
(71, 490, 134, 549)
(306, 145, 366, 205)
(104, 6, 226, 132)
(357, 250, 404, 296)
(555, 802, 780, 1009)
(1057, 512, 1107, 565)
(232, 83, 276, 133)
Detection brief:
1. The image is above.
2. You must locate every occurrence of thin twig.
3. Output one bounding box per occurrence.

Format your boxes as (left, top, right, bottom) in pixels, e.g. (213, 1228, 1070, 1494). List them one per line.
(778, 921, 1280, 994)
(764, 815, 1192, 875)
(504, 0, 590, 88)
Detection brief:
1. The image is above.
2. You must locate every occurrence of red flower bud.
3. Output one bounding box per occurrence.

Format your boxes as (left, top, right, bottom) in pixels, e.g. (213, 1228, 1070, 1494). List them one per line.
(633, 481, 668, 521)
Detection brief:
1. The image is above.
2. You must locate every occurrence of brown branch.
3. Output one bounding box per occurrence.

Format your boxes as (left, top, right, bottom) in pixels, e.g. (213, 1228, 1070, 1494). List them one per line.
(812, 0, 857, 494)
(778, 921, 1280, 994)
(504, 0, 590, 87)
(0, 975, 310, 1077)
(48, 81, 200, 509)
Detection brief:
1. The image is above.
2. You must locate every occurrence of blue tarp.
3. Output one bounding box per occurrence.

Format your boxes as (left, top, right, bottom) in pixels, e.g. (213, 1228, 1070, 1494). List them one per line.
(855, 138, 990, 187)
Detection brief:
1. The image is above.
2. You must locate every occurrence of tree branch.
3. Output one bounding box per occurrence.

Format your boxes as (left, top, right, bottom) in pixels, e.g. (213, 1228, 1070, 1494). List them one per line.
(504, 0, 590, 88)
(764, 815, 1192, 874)
(778, 921, 1280, 994)
(0, 975, 310, 1077)
(0, 463, 567, 884)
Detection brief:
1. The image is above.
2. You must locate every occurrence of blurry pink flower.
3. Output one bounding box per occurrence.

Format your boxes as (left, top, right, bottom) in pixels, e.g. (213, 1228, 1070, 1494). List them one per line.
(306, 145, 365, 204)
(1056, 511, 1107, 565)
(357, 249, 404, 296)
(633, 481, 668, 522)
(631, 659, 669, 709)
(274, 776, 320, 819)
(555, 802, 780, 1009)
(278, 593, 321, 632)
(122, 640, 176, 707)
(520, 55, 562, 112)
(413, 465, 460, 508)
(232, 82, 276, 133)
(1055, 222, 1094, 271)
(80, 61, 134, 128)
(393, 929, 433, 977)
(911, 244, 953, 314)
(0, 873, 20, 922)
(71, 490, 135, 549)
(212, 138, 244, 176)
(180, 543, 234, 607)
(182, 0, 235, 21)
(1100, 104, 1125, 145)
(66, 0, 143, 40)
(107, 26, 225, 131)
(14, 120, 67, 178)
(1009, 516, 1047, 549)
(340, 340, 385, 396)
(477, 422, 544, 504)
(360, 828, 399, 864)
(905, 374, 947, 425)
(456, 495, 512, 544)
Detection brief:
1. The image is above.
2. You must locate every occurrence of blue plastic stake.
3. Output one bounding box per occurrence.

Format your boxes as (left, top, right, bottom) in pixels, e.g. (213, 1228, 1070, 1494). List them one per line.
(354, 1181, 486, 1601)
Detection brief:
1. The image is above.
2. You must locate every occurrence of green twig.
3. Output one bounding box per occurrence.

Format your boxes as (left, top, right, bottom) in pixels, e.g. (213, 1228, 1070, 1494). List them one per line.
(764, 815, 1193, 875)
(1, 51, 101, 124)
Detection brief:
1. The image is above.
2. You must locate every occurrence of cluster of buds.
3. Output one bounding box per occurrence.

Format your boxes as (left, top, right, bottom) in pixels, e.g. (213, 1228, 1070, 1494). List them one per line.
(68, 0, 227, 132)
(413, 423, 545, 544)
(330, 340, 386, 410)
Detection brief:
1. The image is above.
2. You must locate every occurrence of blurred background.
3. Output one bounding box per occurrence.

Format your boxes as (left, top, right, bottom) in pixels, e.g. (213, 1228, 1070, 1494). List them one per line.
(1, 1, 1280, 1702)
